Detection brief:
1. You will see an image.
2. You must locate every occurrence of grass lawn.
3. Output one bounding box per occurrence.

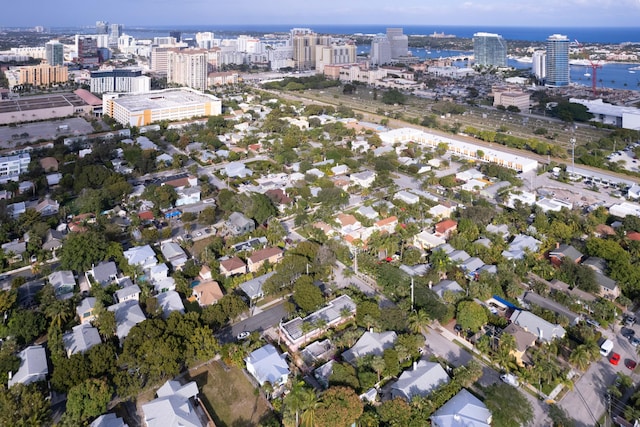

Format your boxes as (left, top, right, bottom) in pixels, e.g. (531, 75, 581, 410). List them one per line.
(187, 361, 272, 427)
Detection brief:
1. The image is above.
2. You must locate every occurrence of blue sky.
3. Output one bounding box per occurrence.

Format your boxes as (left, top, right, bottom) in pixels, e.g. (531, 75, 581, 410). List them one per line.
(2, 0, 639, 27)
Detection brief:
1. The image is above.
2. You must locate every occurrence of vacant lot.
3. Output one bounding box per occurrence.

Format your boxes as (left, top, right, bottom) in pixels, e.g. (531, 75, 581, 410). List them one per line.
(188, 361, 272, 427)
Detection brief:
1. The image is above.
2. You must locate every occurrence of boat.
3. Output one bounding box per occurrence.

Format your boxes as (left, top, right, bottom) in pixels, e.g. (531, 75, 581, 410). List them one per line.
(584, 73, 591, 77)
(630, 71, 636, 74)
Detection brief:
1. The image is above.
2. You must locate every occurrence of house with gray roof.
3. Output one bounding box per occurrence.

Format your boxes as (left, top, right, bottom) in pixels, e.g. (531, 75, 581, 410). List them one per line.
(245, 344, 290, 386)
(90, 413, 128, 427)
(595, 272, 620, 300)
(8, 345, 48, 387)
(77, 297, 97, 324)
(115, 284, 141, 303)
(239, 271, 275, 301)
(48, 270, 76, 299)
(549, 244, 583, 265)
(357, 205, 379, 220)
(460, 257, 485, 273)
(63, 323, 102, 356)
(226, 211, 255, 236)
(400, 264, 430, 277)
(522, 291, 581, 326)
(123, 244, 158, 270)
(142, 380, 204, 427)
(161, 242, 189, 270)
(434, 243, 455, 255)
(430, 388, 492, 427)
(223, 162, 252, 178)
(509, 309, 566, 343)
(486, 223, 510, 240)
(108, 300, 146, 342)
(342, 331, 397, 365)
(449, 250, 471, 263)
(432, 280, 465, 300)
(391, 360, 450, 401)
(90, 261, 118, 286)
(501, 234, 541, 260)
(156, 291, 185, 319)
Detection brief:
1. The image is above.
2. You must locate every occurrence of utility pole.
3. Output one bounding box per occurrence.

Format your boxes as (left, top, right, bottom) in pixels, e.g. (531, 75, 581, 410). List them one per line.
(410, 276, 414, 311)
(570, 137, 576, 178)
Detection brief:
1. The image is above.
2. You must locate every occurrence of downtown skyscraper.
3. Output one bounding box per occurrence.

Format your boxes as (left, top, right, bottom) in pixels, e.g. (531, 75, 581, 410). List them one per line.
(473, 32, 507, 67)
(545, 34, 570, 87)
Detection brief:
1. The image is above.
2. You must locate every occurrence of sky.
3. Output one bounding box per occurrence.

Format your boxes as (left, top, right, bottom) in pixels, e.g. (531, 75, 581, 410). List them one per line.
(2, 0, 640, 28)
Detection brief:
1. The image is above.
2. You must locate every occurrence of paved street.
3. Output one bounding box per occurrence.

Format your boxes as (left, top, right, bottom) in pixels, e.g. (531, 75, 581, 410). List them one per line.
(217, 301, 288, 344)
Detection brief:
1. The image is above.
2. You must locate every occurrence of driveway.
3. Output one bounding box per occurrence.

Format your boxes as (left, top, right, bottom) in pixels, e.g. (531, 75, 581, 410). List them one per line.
(217, 301, 288, 344)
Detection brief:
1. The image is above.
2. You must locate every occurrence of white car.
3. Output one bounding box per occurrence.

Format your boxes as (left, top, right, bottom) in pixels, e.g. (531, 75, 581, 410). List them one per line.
(236, 331, 250, 340)
(500, 373, 519, 387)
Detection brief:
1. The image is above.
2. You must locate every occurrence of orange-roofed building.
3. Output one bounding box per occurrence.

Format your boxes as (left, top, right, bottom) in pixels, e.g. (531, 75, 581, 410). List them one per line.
(191, 280, 224, 306)
(374, 216, 398, 234)
(247, 247, 284, 273)
(138, 211, 154, 221)
(434, 219, 458, 239)
(219, 256, 247, 277)
(628, 231, 640, 241)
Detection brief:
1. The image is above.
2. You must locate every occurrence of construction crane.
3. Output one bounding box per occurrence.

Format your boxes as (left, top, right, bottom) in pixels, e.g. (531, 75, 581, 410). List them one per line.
(574, 39, 602, 97)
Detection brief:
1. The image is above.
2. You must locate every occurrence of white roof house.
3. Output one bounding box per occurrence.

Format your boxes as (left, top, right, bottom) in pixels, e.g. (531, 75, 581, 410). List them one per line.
(350, 170, 376, 188)
(239, 271, 276, 300)
(501, 234, 541, 260)
(413, 230, 446, 250)
(123, 244, 158, 270)
(63, 323, 102, 356)
(142, 380, 203, 427)
(245, 344, 290, 386)
(431, 388, 492, 427)
(161, 242, 189, 270)
(8, 345, 48, 387)
(509, 309, 566, 343)
(223, 162, 252, 178)
(342, 331, 397, 365)
(48, 270, 76, 299)
(90, 413, 128, 427)
(156, 291, 185, 318)
(432, 280, 464, 299)
(391, 361, 450, 400)
(394, 190, 420, 205)
(108, 300, 146, 342)
(115, 284, 141, 303)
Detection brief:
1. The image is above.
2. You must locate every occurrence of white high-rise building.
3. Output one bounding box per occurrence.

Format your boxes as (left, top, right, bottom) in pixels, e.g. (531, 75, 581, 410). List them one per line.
(370, 34, 391, 66)
(237, 35, 262, 54)
(196, 32, 216, 49)
(532, 51, 546, 80)
(167, 49, 209, 91)
(386, 28, 408, 60)
(473, 32, 507, 67)
(90, 69, 151, 94)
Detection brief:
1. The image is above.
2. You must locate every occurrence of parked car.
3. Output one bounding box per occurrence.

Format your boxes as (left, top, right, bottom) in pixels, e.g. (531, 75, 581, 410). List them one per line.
(610, 352, 621, 365)
(625, 359, 637, 370)
(585, 318, 601, 328)
(622, 328, 636, 339)
(624, 315, 637, 327)
(631, 337, 640, 347)
(500, 373, 520, 387)
(236, 331, 250, 340)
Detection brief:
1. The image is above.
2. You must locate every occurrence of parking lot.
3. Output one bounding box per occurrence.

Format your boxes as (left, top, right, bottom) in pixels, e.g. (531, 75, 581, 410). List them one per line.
(0, 117, 94, 149)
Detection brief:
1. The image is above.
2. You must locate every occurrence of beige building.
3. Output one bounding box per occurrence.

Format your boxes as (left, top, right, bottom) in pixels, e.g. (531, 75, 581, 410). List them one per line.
(103, 88, 222, 127)
(208, 71, 239, 86)
(16, 64, 68, 88)
(492, 86, 530, 111)
(291, 30, 332, 70)
(315, 44, 357, 73)
(167, 48, 209, 91)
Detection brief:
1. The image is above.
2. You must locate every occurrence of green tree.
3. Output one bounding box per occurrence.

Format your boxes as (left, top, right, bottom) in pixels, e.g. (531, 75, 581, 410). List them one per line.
(0, 383, 51, 426)
(315, 386, 364, 427)
(59, 231, 109, 272)
(456, 301, 488, 332)
(7, 309, 47, 345)
(376, 397, 413, 427)
(293, 275, 324, 313)
(484, 383, 534, 427)
(63, 378, 113, 424)
(382, 89, 407, 105)
(407, 309, 430, 334)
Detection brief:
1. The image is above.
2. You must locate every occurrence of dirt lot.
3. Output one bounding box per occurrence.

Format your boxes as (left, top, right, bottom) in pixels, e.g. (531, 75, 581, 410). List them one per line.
(187, 361, 272, 427)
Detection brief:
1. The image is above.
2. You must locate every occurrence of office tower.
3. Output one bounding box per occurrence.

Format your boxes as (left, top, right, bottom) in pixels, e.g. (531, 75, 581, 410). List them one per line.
(96, 21, 108, 34)
(76, 36, 99, 67)
(370, 34, 391, 66)
(90, 69, 151, 94)
(169, 31, 181, 42)
(45, 40, 64, 66)
(473, 32, 507, 67)
(196, 32, 215, 49)
(546, 34, 570, 87)
(532, 51, 546, 80)
(167, 49, 209, 91)
(109, 24, 123, 47)
(291, 29, 331, 70)
(315, 44, 357, 73)
(386, 28, 408, 60)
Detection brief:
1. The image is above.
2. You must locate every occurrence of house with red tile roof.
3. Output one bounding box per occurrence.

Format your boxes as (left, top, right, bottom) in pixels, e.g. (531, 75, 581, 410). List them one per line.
(374, 216, 398, 234)
(219, 256, 247, 277)
(434, 219, 457, 239)
(247, 247, 284, 273)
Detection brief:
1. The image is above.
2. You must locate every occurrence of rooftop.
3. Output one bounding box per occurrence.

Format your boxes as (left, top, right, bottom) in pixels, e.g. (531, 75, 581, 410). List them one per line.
(111, 88, 220, 113)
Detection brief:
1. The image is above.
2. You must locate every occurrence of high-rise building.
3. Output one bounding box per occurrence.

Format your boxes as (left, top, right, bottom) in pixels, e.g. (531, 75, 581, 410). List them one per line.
(546, 34, 570, 87)
(196, 32, 216, 49)
(96, 21, 108, 34)
(90, 69, 151, 94)
(167, 49, 209, 91)
(17, 64, 68, 87)
(109, 24, 123, 48)
(315, 44, 357, 74)
(45, 40, 64, 66)
(169, 31, 181, 42)
(473, 32, 507, 67)
(532, 51, 546, 80)
(291, 28, 331, 70)
(370, 34, 391, 66)
(386, 28, 408, 60)
(76, 36, 99, 67)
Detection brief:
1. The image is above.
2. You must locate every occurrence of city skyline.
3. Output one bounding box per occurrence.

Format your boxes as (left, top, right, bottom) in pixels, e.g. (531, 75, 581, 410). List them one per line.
(2, 0, 639, 28)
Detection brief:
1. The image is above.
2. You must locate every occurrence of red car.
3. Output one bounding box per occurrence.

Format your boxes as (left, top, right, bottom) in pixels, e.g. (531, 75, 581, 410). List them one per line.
(610, 352, 621, 365)
(625, 360, 637, 370)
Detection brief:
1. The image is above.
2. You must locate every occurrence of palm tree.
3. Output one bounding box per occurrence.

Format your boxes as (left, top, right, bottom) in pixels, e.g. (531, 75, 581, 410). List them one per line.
(371, 355, 386, 383)
(407, 309, 430, 334)
(284, 381, 317, 427)
(569, 345, 590, 371)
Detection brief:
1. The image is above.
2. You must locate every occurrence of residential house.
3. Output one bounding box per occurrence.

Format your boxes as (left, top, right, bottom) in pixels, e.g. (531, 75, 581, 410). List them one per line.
(77, 297, 97, 324)
(455, 169, 484, 182)
(35, 198, 60, 216)
(123, 245, 158, 270)
(502, 234, 541, 260)
(331, 164, 349, 175)
(486, 223, 510, 240)
(175, 187, 201, 207)
(628, 231, 640, 242)
(108, 300, 146, 342)
(161, 242, 189, 270)
(413, 230, 445, 250)
(264, 189, 293, 212)
(357, 206, 379, 220)
(582, 257, 607, 275)
(223, 162, 252, 178)
(239, 271, 275, 301)
(1, 240, 26, 262)
(232, 236, 267, 252)
(522, 292, 581, 326)
(549, 244, 583, 266)
(280, 295, 357, 352)
(374, 216, 398, 234)
(226, 212, 255, 236)
(350, 170, 376, 188)
(8, 345, 48, 387)
(391, 361, 450, 401)
(247, 247, 284, 273)
(460, 257, 485, 275)
(434, 219, 458, 239)
(430, 389, 492, 427)
(432, 280, 464, 300)
(219, 256, 247, 277)
(90, 413, 128, 427)
(142, 380, 205, 427)
(39, 157, 59, 172)
(7, 201, 26, 219)
(156, 291, 185, 319)
(594, 224, 616, 238)
(42, 228, 65, 252)
(90, 261, 118, 286)
(191, 281, 224, 307)
(342, 331, 398, 365)
(595, 272, 620, 300)
(394, 190, 420, 205)
(336, 214, 361, 235)
(156, 153, 173, 165)
(63, 323, 102, 357)
(245, 344, 290, 386)
(48, 270, 76, 299)
(501, 323, 537, 367)
(429, 204, 454, 220)
(509, 309, 566, 343)
(115, 284, 141, 303)
(449, 250, 471, 263)
(312, 222, 335, 237)
(46, 173, 62, 186)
